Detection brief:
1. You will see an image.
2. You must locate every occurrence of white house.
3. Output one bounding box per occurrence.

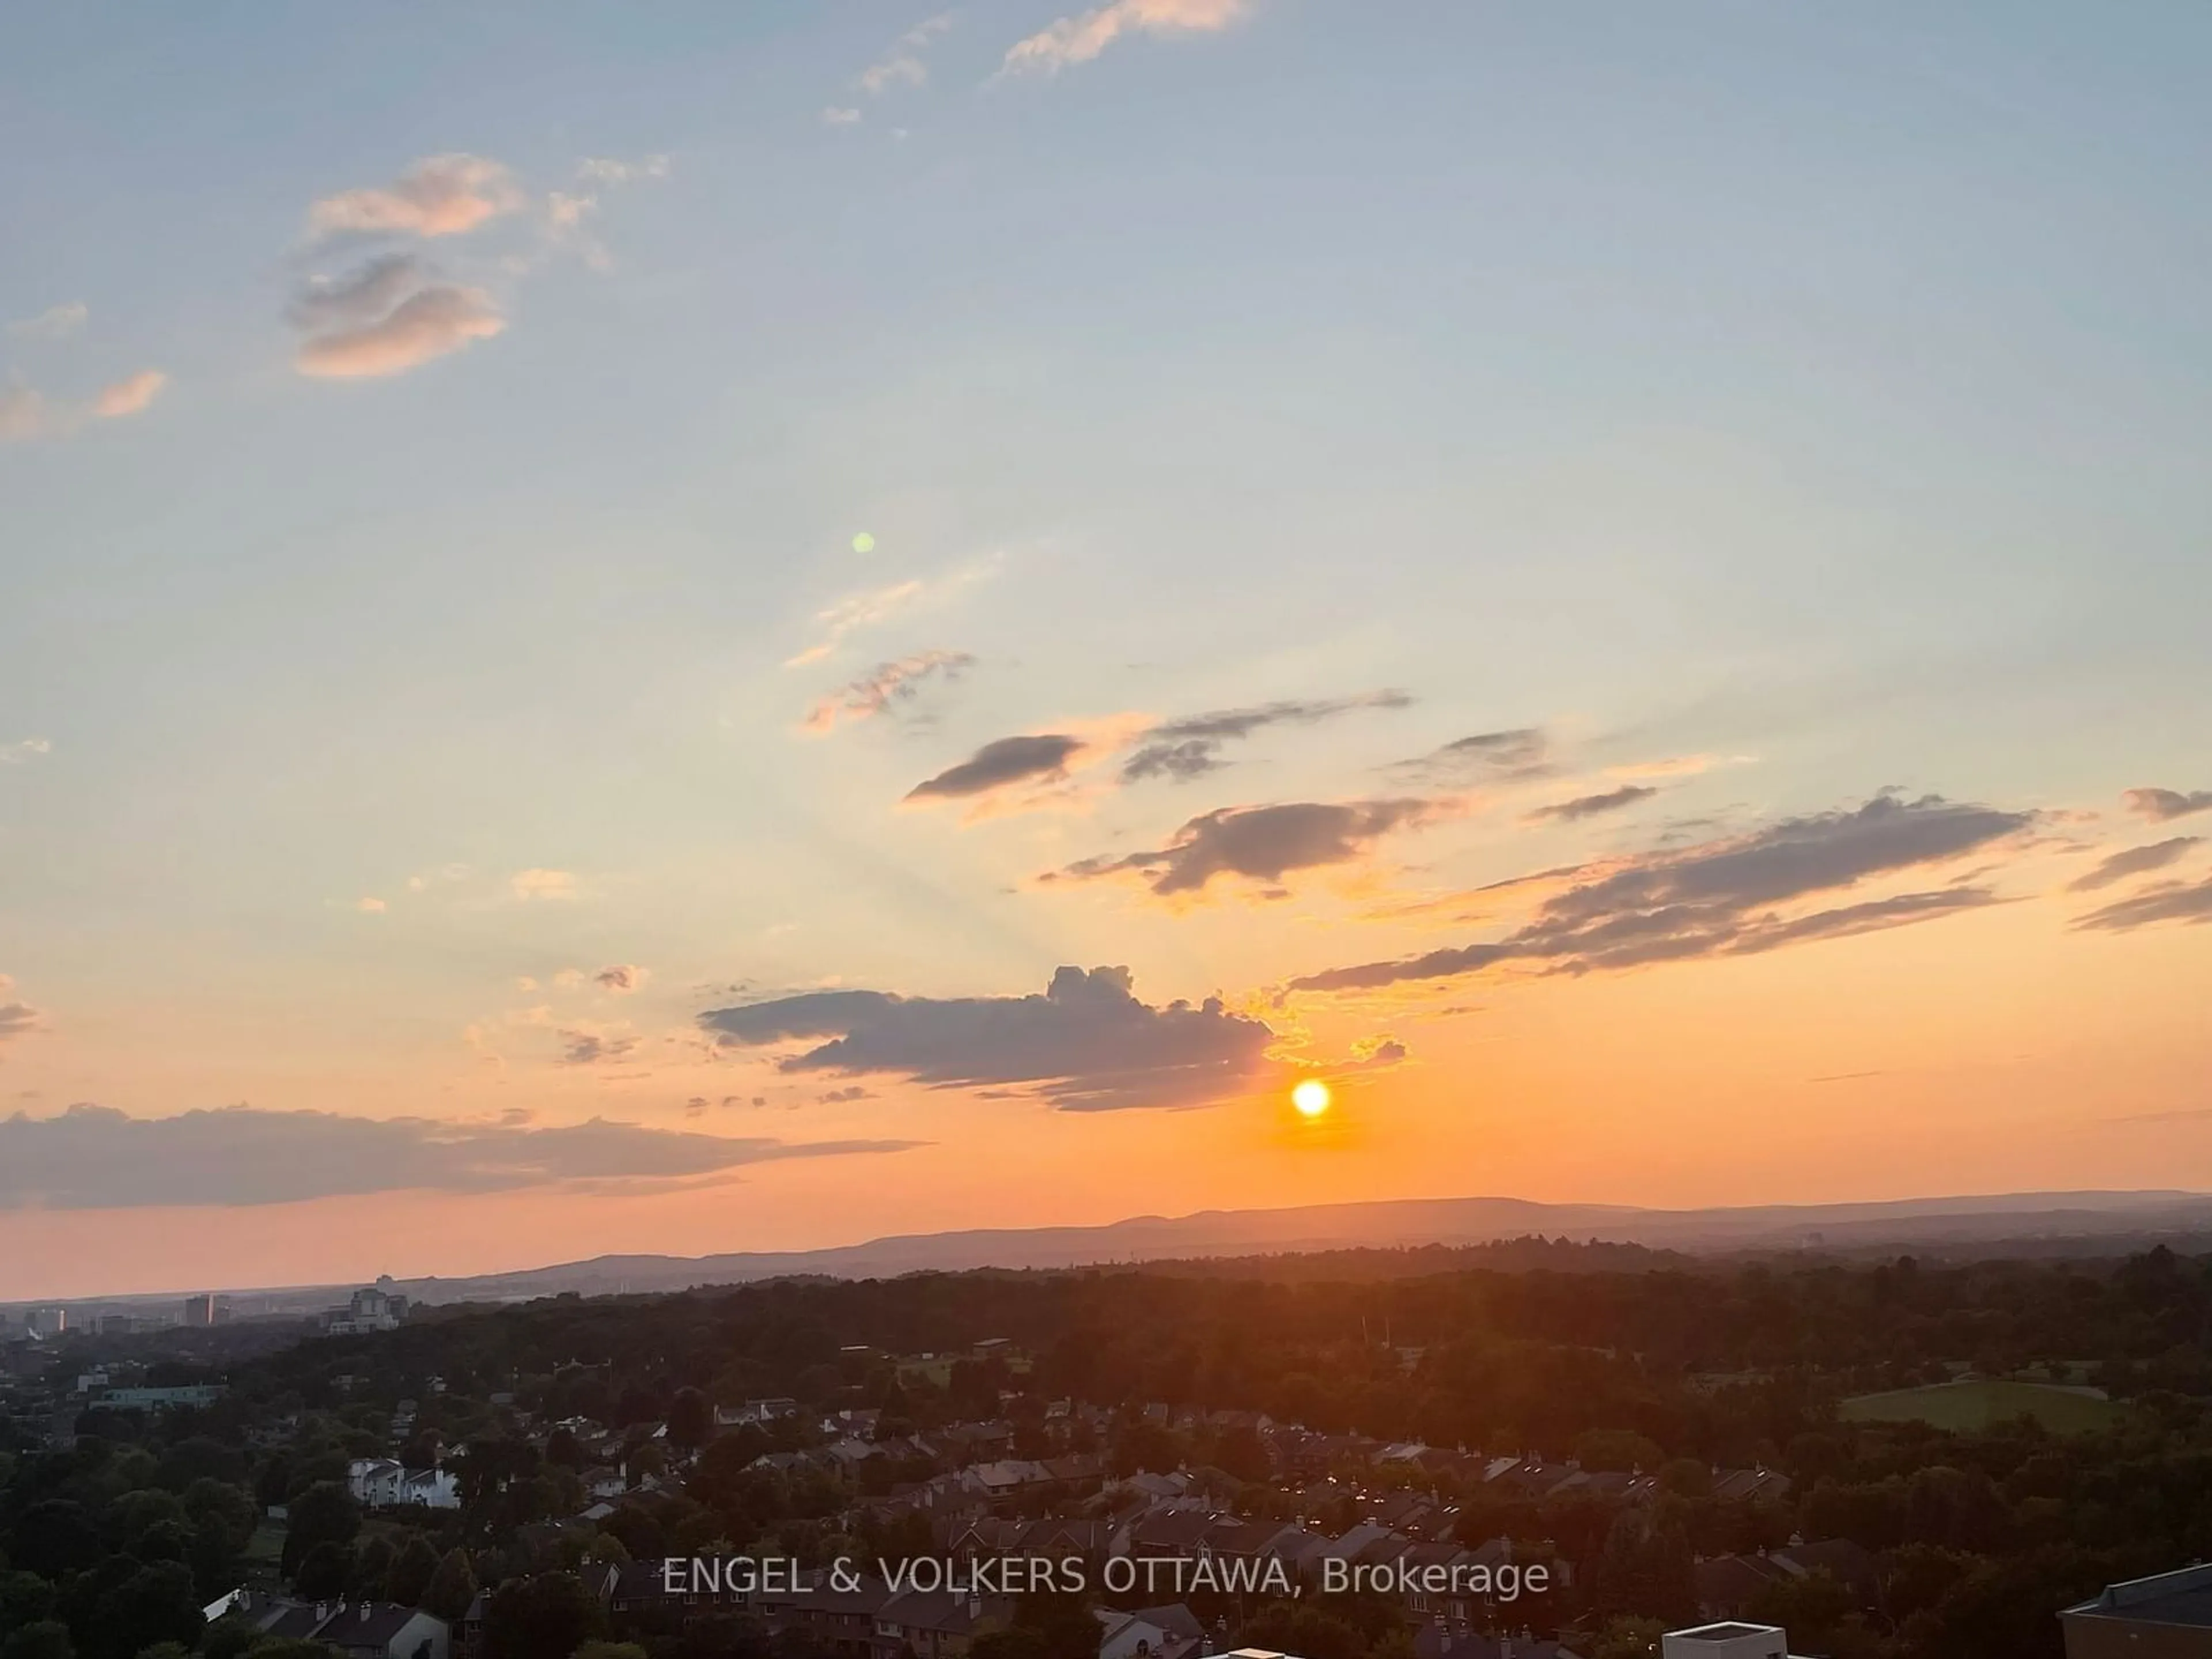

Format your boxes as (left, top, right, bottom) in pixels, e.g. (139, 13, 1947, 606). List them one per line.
(347, 1458, 460, 1511)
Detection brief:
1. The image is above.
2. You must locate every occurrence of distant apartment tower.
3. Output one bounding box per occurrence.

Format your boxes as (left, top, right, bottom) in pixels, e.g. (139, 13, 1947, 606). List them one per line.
(182, 1293, 215, 1327)
(2063, 1564, 2212, 1658)
(326, 1281, 408, 1335)
(25, 1306, 66, 1338)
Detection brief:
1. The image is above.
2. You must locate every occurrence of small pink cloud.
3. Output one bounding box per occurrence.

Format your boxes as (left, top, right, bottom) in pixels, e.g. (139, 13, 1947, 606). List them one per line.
(306, 154, 522, 240)
(294, 286, 505, 380)
(93, 369, 167, 419)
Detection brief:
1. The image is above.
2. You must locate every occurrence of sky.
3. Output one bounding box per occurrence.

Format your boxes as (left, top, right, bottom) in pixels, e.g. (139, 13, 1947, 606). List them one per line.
(3, 1, 2211, 1302)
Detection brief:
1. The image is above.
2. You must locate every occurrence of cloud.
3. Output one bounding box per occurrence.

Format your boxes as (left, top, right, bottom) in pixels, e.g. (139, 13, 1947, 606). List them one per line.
(0, 385, 48, 442)
(294, 284, 505, 379)
(2073, 874, 2212, 934)
(1291, 791, 2034, 993)
(2124, 787, 2212, 823)
(92, 369, 166, 419)
(558, 1029, 639, 1065)
(819, 1085, 876, 1103)
(575, 155, 671, 186)
(9, 302, 87, 340)
(702, 964, 1276, 1111)
(908, 734, 1087, 802)
(1052, 797, 1440, 897)
(1122, 690, 1411, 783)
(1528, 784, 1658, 824)
(786, 579, 925, 666)
(859, 12, 955, 93)
(0, 979, 46, 1046)
(1001, 0, 1253, 75)
(548, 155, 671, 267)
(803, 650, 975, 734)
(511, 868, 577, 901)
(823, 107, 863, 126)
(1, 371, 165, 441)
(0, 1102, 918, 1209)
(1392, 728, 1551, 785)
(0, 738, 51, 765)
(594, 964, 649, 993)
(2068, 837, 2202, 894)
(306, 154, 523, 241)
(354, 897, 388, 915)
(289, 253, 426, 331)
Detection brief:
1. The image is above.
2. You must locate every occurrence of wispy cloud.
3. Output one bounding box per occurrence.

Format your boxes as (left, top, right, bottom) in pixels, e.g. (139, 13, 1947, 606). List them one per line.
(0, 978, 46, 1047)
(306, 154, 523, 241)
(548, 155, 671, 268)
(786, 580, 926, 666)
(1000, 0, 1254, 77)
(1291, 791, 2033, 993)
(92, 369, 167, 419)
(8, 302, 87, 341)
(822, 107, 863, 126)
(558, 1029, 639, 1066)
(0, 738, 52, 765)
(1527, 783, 1658, 824)
(1390, 728, 1551, 786)
(1, 371, 168, 441)
(575, 155, 672, 187)
(511, 868, 578, 901)
(2067, 837, 2202, 894)
(593, 964, 649, 993)
(859, 12, 956, 94)
(2073, 874, 2212, 933)
(0, 1102, 918, 1209)
(2125, 786, 2212, 823)
(802, 650, 975, 734)
(1050, 797, 1444, 899)
(1122, 691, 1411, 783)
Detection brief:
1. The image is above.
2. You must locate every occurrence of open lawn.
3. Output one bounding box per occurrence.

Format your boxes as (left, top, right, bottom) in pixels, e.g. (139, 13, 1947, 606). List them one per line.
(1839, 1379, 2124, 1434)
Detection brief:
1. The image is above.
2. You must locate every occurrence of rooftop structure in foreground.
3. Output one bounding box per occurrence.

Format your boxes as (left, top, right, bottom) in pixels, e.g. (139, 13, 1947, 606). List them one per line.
(2062, 1563, 2212, 1659)
(1661, 1624, 1794, 1659)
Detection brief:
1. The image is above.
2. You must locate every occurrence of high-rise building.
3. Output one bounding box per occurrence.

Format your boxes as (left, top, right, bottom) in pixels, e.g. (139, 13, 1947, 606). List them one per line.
(182, 1293, 215, 1327)
(25, 1306, 66, 1338)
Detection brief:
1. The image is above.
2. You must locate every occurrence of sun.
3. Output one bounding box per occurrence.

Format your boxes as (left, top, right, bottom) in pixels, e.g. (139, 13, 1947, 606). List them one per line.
(1291, 1078, 1332, 1118)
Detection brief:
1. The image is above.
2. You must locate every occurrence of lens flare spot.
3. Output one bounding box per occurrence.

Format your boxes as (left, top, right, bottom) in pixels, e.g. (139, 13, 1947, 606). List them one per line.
(851, 531, 876, 553)
(1291, 1078, 1331, 1118)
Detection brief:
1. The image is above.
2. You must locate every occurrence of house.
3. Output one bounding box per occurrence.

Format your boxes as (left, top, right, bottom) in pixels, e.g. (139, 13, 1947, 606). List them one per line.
(1694, 1542, 1878, 1622)
(2062, 1563, 2212, 1659)
(1659, 1623, 1793, 1659)
(213, 1593, 447, 1659)
(348, 1458, 460, 1511)
(1097, 1604, 1206, 1659)
(873, 1590, 1014, 1659)
(1411, 1623, 1585, 1659)
(317, 1602, 451, 1659)
(349, 1459, 406, 1508)
(1709, 1469, 1792, 1506)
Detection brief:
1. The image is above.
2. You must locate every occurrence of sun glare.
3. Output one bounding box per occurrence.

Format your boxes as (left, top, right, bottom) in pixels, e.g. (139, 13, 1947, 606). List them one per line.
(1291, 1078, 1332, 1118)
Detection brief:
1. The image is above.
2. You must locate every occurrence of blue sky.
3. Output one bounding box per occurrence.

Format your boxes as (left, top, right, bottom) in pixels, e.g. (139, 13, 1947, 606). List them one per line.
(3, 2, 2211, 1297)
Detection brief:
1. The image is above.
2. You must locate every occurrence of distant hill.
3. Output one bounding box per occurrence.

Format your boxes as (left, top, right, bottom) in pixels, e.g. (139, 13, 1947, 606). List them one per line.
(378, 1188, 2212, 1305)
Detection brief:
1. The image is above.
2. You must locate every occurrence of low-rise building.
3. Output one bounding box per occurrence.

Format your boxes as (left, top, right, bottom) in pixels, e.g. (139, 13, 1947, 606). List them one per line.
(2062, 1563, 2212, 1659)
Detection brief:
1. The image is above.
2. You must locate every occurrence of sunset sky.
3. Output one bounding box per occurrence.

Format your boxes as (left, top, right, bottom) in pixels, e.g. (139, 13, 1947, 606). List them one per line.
(5, 1, 2211, 1301)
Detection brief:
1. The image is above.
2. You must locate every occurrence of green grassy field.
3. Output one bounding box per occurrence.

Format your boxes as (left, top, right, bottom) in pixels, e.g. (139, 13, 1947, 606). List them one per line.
(1839, 1379, 2124, 1434)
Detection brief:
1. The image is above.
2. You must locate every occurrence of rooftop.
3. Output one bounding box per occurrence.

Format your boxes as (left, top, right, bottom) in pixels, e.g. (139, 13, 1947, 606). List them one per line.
(2064, 1563, 2212, 1629)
